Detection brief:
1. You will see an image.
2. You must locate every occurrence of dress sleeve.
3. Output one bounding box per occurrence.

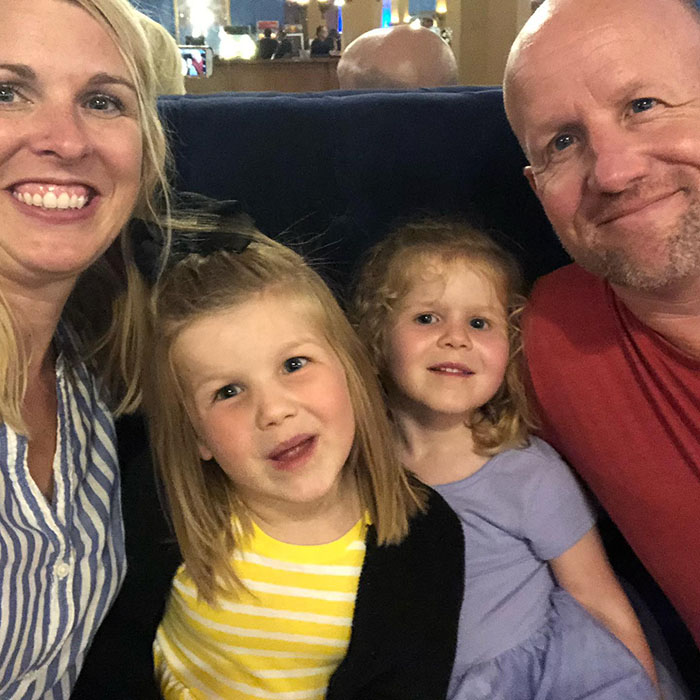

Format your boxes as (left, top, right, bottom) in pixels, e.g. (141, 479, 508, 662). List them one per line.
(521, 440, 597, 561)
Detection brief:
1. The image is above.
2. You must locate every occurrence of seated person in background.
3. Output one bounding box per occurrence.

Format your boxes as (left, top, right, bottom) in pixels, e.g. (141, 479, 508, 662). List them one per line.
(258, 27, 278, 60)
(504, 0, 700, 667)
(329, 28, 341, 53)
(148, 224, 464, 699)
(337, 25, 458, 89)
(139, 13, 186, 95)
(310, 24, 333, 56)
(273, 29, 293, 59)
(352, 219, 659, 699)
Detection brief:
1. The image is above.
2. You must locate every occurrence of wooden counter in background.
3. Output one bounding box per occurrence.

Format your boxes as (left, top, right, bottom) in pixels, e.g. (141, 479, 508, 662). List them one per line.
(185, 58, 341, 95)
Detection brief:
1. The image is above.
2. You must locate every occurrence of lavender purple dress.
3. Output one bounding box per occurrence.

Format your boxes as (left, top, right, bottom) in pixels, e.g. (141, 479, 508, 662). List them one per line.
(433, 438, 657, 700)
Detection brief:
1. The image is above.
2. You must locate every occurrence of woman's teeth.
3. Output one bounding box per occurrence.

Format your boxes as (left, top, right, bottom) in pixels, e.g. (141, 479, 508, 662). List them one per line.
(13, 190, 88, 210)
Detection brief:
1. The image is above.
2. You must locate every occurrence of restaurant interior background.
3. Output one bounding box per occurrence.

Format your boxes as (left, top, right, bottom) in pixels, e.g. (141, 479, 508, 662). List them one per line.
(135, 0, 534, 92)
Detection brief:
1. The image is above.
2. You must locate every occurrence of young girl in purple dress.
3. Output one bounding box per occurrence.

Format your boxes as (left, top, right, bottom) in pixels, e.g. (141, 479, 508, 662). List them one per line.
(352, 219, 660, 699)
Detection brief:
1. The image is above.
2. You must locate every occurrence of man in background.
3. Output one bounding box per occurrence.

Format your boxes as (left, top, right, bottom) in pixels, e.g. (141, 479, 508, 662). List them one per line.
(337, 25, 457, 89)
(258, 28, 278, 60)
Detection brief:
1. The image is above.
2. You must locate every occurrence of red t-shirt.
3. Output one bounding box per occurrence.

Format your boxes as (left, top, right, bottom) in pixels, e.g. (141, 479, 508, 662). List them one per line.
(524, 263, 700, 646)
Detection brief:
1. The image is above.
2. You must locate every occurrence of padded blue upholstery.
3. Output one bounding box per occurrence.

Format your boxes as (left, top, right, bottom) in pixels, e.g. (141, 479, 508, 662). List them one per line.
(158, 87, 570, 290)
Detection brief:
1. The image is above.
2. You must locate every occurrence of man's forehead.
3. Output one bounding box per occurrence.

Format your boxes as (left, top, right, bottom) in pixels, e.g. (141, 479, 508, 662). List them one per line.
(507, 0, 696, 78)
(505, 0, 700, 128)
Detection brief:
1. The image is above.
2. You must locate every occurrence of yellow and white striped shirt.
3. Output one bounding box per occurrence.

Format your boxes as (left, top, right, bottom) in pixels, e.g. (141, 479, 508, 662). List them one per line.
(155, 516, 368, 699)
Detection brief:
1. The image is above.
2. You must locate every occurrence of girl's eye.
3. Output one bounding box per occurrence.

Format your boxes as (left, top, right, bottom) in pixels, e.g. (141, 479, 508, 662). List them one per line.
(84, 93, 124, 115)
(469, 317, 489, 330)
(630, 97, 656, 114)
(415, 313, 437, 325)
(214, 384, 241, 402)
(283, 356, 308, 373)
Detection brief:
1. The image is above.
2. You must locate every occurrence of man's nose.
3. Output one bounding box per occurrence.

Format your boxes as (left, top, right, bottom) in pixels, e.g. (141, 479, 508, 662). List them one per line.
(29, 103, 93, 162)
(586, 125, 649, 194)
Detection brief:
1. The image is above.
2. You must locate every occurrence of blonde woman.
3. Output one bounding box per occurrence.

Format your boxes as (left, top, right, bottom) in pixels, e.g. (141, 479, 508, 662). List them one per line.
(0, 0, 169, 697)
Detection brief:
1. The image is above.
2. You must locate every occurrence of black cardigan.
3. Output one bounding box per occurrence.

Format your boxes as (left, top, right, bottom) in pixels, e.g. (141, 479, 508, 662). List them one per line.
(74, 417, 464, 699)
(328, 489, 464, 699)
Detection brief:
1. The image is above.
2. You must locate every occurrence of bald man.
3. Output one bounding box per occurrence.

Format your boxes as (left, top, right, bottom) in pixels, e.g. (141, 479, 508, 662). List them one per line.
(504, 0, 700, 655)
(337, 25, 458, 90)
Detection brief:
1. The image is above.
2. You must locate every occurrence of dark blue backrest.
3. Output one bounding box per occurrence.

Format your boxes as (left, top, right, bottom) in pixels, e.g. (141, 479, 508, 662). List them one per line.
(158, 87, 569, 290)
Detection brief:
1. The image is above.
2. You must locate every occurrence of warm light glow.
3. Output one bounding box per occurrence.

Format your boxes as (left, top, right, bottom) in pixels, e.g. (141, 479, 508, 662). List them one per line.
(435, 0, 447, 13)
(218, 28, 257, 60)
(334, 0, 346, 6)
(391, 9, 399, 22)
(186, 0, 215, 37)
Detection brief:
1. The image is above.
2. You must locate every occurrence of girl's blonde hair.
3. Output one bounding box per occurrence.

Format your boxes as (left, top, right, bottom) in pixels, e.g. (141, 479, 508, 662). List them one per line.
(147, 226, 426, 605)
(352, 218, 534, 455)
(0, 0, 171, 433)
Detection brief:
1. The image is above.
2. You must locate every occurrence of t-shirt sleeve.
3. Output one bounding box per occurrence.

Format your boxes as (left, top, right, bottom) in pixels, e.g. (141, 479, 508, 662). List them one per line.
(521, 440, 596, 561)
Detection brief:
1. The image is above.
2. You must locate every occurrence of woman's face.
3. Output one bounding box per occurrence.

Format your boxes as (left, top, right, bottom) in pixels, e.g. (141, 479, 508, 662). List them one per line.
(0, 0, 143, 289)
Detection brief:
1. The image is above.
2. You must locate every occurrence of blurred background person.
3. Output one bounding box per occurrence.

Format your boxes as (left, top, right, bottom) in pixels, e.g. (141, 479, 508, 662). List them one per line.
(310, 24, 333, 57)
(139, 12, 185, 95)
(337, 25, 458, 89)
(258, 27, 278, 60)
(273, 29, 293, 59)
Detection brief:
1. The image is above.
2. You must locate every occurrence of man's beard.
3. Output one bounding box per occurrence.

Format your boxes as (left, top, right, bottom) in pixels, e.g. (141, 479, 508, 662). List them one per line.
(567, 195, 700, 292)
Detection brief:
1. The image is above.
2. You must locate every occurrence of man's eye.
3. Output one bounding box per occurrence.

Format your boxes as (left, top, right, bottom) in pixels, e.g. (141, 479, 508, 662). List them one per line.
(214, 384, 240, 401)
(630, 97, 657, 114)
(415, 313, 437, 325)
(552, 133, 575, 152)
(284, 357, 308, 373)
(470, 318, 488, 330)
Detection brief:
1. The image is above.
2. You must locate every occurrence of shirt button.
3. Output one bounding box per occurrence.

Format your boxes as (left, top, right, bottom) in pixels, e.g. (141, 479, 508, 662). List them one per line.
(55, 562, 70, 579)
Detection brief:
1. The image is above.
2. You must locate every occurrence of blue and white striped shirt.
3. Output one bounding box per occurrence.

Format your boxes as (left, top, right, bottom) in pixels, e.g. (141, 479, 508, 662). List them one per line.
(0, 327, 126, 699)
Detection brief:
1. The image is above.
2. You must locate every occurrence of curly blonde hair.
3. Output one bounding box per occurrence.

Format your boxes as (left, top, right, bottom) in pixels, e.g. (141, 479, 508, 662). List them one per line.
(351, 218, 535, 456)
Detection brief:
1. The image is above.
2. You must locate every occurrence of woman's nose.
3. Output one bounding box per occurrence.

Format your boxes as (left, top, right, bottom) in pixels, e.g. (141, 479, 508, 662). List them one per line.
(29, 103, 93, 162)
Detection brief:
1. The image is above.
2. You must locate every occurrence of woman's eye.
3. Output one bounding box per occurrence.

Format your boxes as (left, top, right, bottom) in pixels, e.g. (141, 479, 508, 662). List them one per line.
(0, 83, 27, 107)
(415, 313, 437, 325)
(630, 97, 657, 114)
(284, 356, 308, 373)
(469, 317, 489, 330)
(84, 93, 124, 114)
(0, 84, 16, 103)
(214, 384, 240, 401)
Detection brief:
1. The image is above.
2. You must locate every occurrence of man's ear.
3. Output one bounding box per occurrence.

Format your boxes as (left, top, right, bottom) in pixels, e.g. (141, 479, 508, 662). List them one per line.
(524, 165, 538, 195)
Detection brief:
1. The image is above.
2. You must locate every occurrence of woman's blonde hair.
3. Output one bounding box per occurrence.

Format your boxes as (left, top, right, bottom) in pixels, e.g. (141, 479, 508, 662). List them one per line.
(147, 227, 426, 604)
(0, 0, 171, 433)
(352, 217, 535, 455)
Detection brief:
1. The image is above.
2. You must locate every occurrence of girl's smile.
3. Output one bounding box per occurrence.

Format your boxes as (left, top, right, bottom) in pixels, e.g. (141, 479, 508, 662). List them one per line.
(387, 259, 510, 425)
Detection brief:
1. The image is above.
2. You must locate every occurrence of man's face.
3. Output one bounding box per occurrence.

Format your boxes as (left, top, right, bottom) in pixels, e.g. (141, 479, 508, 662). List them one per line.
(507, 0, 700, 292)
